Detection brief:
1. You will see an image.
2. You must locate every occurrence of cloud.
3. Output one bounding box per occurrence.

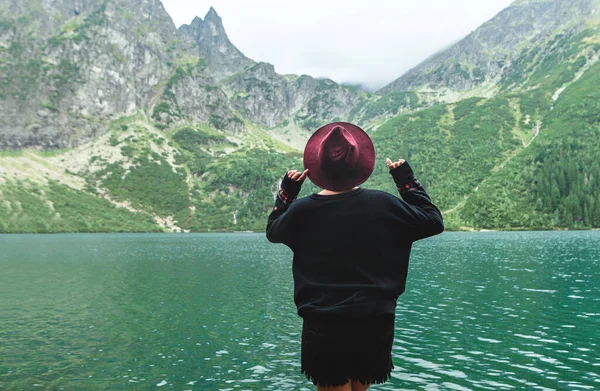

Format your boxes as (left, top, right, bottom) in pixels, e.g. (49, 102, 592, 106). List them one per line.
(161, 0, 515, 90)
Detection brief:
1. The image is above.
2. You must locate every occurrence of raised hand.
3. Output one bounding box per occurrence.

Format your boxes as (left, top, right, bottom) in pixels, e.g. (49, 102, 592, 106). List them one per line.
(287, 169, 309, 182)
(279, 169, 309, 203)
(386, 158, 405, 170)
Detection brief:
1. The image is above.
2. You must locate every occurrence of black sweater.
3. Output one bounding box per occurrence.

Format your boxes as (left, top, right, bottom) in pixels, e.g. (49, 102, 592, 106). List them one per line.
(266, 162, 444, 319)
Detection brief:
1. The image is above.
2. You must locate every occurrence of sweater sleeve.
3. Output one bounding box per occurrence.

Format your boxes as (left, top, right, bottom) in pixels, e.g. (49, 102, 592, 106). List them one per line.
(390, 162, 444, 241)
(266, 189, 297, 246)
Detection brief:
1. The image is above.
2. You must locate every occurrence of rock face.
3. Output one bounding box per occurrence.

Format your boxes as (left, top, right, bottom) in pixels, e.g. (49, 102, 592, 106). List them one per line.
(0, 0, 367, 149)
(152, 58, 245, 134)
(379, 0, 600, 94)
(0, 0, 181, 149)
(228, 62, 361, 129)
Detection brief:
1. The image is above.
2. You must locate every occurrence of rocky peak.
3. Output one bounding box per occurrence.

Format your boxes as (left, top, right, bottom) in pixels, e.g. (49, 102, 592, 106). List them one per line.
(204, 6, 220, 24)
(179, 7, 254, 78)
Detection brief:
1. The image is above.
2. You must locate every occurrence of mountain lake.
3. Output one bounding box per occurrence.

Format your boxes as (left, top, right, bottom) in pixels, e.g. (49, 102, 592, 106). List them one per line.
(0, 231, 598, 390)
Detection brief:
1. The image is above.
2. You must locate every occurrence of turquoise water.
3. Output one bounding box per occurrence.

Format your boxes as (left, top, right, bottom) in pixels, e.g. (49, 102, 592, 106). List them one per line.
(0, 232, 599, 390)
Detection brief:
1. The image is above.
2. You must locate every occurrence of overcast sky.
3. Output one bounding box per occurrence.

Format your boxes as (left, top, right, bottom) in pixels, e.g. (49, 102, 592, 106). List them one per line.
(161, 0, 515, 91)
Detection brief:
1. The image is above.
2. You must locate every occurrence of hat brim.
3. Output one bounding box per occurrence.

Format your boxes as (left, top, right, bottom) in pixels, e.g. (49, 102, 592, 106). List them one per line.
(303, 122, 375, 191)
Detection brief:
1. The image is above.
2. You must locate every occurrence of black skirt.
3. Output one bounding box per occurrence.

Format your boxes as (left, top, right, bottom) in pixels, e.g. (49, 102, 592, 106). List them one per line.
(300, 315, 395, 387)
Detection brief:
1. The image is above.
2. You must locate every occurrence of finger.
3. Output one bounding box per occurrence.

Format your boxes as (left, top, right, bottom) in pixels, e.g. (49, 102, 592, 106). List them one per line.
(287, 170, 297, 178)
(292, 173, 301, 180)
(386, 158, 392, 168)
(298, 169, 309, 181)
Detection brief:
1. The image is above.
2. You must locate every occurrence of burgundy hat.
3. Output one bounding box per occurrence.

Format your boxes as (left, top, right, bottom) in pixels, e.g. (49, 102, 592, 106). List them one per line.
(303, 122, 375, 191)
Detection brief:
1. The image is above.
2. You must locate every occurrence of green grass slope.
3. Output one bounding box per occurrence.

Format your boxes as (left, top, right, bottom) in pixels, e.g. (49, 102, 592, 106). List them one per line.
(0, 180, 160, 233)
(365, 97, 527, 213)
(458, 60, 600, 229)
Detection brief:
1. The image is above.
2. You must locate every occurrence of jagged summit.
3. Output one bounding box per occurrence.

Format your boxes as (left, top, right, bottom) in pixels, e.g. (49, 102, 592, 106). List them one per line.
(188, 6, 225, 34)
(205, 6, 220, 21)
(179, 7, 254, 78)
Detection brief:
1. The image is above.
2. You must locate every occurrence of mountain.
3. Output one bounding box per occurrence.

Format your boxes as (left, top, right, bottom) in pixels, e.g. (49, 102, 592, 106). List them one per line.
(0, 0, 375, 151)
(372, 0, 600, 230)
(378, 0, 599, 99)
(1, 0, 599, 232)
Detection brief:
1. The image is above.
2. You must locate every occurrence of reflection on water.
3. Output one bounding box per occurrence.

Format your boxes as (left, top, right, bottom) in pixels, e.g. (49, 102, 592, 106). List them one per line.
(0, 231, 599, 390)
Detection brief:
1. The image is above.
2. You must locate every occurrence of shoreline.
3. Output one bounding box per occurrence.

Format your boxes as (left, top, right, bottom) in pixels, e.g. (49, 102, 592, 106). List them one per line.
(1, 228, 598, 235)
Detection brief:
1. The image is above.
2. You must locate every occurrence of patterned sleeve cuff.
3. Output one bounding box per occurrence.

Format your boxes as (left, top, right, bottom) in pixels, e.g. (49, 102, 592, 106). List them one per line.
(398, 178, 423, 194)
(277, 188, 297, 204)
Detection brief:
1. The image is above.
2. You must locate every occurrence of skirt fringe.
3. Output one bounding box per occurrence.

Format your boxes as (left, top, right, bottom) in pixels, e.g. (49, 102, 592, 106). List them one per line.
(300, 316, 395, 387)
(301, 367, 392, 388)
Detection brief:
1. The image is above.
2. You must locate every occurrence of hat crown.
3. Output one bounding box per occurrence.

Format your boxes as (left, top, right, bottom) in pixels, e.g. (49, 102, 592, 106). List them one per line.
(303, 122, 375, 191)
(319, 126, 360, 168)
